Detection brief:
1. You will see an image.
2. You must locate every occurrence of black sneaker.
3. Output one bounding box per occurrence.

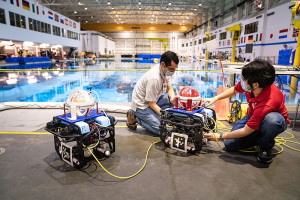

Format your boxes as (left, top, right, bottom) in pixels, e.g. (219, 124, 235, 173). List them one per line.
(257, 149, 273, 164)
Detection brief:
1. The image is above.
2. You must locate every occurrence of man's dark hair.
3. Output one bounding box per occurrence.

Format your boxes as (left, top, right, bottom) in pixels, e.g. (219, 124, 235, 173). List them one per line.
(242, 59, 275, 88)
(160, 51, 179, 67)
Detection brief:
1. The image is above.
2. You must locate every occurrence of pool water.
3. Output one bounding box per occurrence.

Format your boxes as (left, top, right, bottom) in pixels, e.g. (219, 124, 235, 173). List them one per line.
(0, 60, 298, 104)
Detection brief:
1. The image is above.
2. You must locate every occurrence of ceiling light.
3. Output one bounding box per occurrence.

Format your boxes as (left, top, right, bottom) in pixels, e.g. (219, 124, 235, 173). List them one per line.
(119, 18, 121, 20)
(139, 1, 141, 4)
(74, 11, 77, 14)
(186, 17, 189, 19)
(151, 18, 153, 20)
(169, 2, 171, 5)
(194, 8, 197, 11)
(139, 7, 141, 10)
(116, 14, 118, 17)
(199, 3, 202, 6)
(166, 7, 169, 10)
(180, 23, 181, 25)
(112, 7, 114, 9)
(97, 21, 99, 22)
(183, 20, 185, 22)
(85, 7, 87, 10)
(86, 21, 88, 23)
(152, 14, 154, 17)
(79, 17, 81, 19)
(108, 1, 110, 4)
(78, 2, 81, 5)
(91, 16, 93, 18)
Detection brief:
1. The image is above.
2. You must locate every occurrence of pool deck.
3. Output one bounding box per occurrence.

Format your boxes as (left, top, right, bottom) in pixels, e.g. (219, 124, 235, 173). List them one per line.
(1, 103, 300, 200)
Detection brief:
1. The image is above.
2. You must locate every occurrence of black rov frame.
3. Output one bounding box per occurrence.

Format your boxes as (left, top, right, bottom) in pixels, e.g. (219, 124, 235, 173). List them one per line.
(45, 113, 116, 169)
(160, 107, 216, 153)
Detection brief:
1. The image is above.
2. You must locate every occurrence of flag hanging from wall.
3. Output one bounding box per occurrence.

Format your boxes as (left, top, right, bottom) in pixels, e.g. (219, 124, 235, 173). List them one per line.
(16, 0, 19, 6)
(65, 19, 68, 25)
(22, 0, 30, 11)
(227, 40, 230, 45)
(248, 35, 253, 42)
(279, 28, 288, 39)
(48, 11, 53, 20)
(73, 22, 76, 28)
(293, 28, 299, 37)
(36, 5, 39, 14)
(10, 0, 13, 5)
(2, 0, 7, 2)
(240, 37, 243, 44)
(42, 10, 45, 15)
(54, 14, 59, 22)
(60, 18, 64, 24)
(69, 20, 72, 27)
(32, 3, 35, 13)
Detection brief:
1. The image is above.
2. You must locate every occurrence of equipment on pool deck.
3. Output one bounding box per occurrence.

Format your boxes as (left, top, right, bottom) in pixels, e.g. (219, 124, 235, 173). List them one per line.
(160, 86, 216, 153)
(45, 90, 116, 169)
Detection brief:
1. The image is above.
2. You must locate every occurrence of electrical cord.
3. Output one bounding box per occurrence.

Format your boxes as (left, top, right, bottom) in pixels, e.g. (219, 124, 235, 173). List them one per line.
(83, 140, 160, 179)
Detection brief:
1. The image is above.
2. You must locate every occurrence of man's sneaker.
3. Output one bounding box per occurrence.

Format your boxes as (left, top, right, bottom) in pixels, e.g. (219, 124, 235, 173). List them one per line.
(126, 109, 137, 130)
(257, 149, 273, 164)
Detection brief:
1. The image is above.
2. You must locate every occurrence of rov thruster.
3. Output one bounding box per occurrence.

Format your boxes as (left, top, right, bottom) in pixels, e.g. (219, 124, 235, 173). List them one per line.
(160, 86, 216, 153)
(45, 90, 116, 169)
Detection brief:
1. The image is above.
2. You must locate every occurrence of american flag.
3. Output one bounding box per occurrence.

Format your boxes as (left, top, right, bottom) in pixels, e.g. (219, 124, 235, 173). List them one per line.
(293, 28, 299, 37)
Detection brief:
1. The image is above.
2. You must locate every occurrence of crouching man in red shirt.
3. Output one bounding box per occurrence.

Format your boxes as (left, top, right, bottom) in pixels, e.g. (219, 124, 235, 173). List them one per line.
(202, 60, 290, 164)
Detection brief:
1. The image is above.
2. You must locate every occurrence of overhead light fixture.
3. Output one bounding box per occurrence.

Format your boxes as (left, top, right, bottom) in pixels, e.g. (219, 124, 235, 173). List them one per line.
(85, 7, 87, 10)
(116, 14, 118, 17)
(79, 17, 81, 19)
(112, 7, 114, 9)
(194, 8, 197, 11)
(139, 1, 141, 5)
(186, 17, 189, 19)
(183, 20, 185, 22)
(78, 2, 82, 5)
(108, 1, 110, 4)
(152, 14, 154, 17)
(169, 2, 171, 5)
(119, 18, 121, 20)
(86, 21, 88, 23)
(74, 11, 77, 13)
(97, 21, 99, 22)
(139, 7, 141, 10)
(166, 7, 169, 10)
(198, 3, 202, 6)
(91, 16, 93, 18)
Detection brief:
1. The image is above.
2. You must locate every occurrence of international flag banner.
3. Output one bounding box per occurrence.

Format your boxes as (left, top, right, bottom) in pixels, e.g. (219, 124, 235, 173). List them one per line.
(69, 20, 72, 27)
(244, 37, 246, 43)
(219, 41, 221, 47)
(60, 18, 64, 24)
(279, 28, 288, 39)
(48, 11, 53, 20)
(54, 14, 59, 22)
(223, 41, 225, 46)
(22, 0, 30, 11)
(227, 40, 230, 45)
(260, 33, 262, 41)
(3, 0, 7, 2)
(65, 19, 68, 25)
(248, 35, 253, 42)
(237, 39, 240, 45)
(10, 0, 13, 5)
(240, 37, 243, 44)
(16, 0, 19, 6)
(42, 10, 45, 15)
(32, 3, 35, 13)
(36, 5, 39, 15)
(73, 22, 76, 28)
(255, 34, 258, 42)
(293, 28, 299, 37)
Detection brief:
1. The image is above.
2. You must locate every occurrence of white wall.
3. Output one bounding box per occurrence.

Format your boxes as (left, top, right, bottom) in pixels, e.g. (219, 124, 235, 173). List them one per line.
(0, 0, 80, 47)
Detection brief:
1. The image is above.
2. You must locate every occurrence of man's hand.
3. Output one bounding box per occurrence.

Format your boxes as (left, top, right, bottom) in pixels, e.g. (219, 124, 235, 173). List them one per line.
(170, 96, 175, 104)
(203, 133, 221, 141)
(201, 97, 217, 107)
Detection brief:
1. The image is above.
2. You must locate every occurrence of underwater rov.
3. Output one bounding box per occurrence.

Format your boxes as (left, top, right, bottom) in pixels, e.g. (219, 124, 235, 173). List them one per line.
(160, 86, 216, 153)
(45, 90, 116, 169)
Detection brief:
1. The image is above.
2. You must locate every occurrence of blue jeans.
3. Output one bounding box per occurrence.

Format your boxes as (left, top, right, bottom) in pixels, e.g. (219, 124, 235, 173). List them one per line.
(133, 93, 173, 135)
(224, 112, 287, 151)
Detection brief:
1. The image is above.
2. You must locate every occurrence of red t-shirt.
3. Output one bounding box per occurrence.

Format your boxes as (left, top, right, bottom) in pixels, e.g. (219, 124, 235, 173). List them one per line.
(234, 81, 290, 130)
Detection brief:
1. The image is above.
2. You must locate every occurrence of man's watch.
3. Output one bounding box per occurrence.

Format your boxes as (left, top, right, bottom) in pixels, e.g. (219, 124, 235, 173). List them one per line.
(219, 133, 224, 141)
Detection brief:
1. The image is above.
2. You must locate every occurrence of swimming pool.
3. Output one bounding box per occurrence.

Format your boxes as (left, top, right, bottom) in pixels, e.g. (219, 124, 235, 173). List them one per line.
(0, 60, 298, 104)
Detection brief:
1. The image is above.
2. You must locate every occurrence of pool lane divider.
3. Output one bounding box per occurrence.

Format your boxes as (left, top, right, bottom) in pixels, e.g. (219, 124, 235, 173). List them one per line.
(0, 69, 222, 72)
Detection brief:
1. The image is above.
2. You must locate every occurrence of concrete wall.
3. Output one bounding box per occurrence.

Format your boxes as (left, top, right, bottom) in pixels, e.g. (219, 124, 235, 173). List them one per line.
(0, 0, 80, 47)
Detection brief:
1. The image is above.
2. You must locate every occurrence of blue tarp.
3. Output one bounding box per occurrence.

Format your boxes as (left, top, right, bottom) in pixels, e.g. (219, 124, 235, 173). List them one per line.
(5, 57, 50, 63)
